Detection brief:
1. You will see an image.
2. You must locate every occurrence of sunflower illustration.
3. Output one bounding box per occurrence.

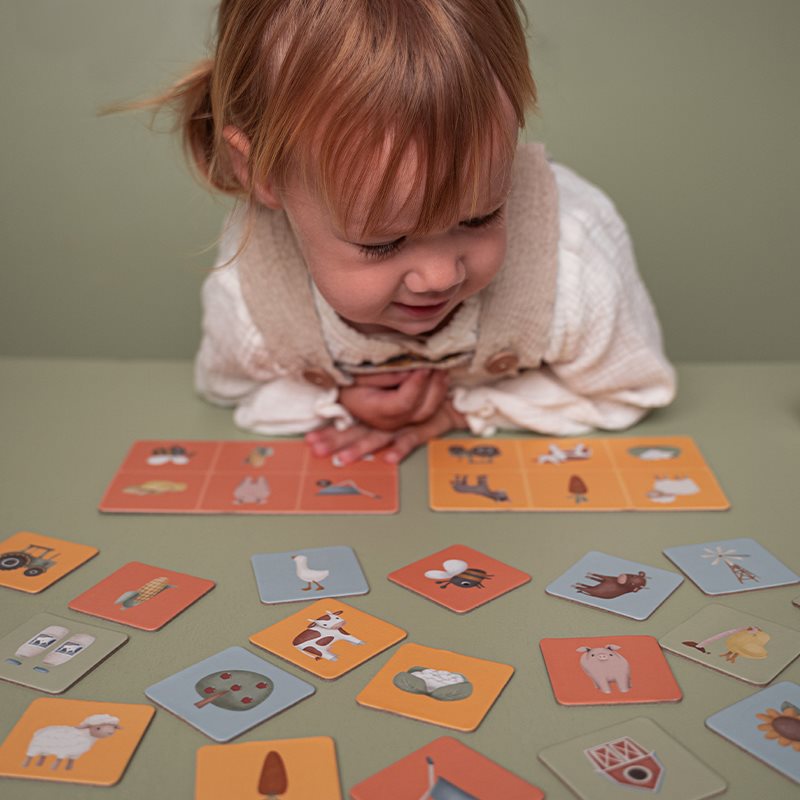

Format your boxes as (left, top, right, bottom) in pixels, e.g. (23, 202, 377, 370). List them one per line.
(756, 702, 800, 750)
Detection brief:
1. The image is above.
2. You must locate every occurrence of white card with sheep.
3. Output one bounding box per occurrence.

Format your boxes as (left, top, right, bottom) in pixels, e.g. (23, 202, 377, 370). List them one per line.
(251, 545, 368, 604)
(0, 697, 154, 786)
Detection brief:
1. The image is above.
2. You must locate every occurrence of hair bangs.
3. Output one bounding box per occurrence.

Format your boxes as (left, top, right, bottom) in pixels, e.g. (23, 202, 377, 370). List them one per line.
(247, 0, 535, 239)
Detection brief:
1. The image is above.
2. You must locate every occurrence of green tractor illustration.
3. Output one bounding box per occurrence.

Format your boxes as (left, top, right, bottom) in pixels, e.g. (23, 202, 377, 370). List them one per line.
(0, 544, 59, 577)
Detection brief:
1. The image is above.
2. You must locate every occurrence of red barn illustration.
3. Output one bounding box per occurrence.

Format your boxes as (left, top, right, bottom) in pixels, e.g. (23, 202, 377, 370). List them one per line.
(584, 736, 663, 791)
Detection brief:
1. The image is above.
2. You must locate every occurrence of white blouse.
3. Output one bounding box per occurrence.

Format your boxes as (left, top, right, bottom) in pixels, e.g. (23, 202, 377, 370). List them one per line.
(195, 163, 676, 436)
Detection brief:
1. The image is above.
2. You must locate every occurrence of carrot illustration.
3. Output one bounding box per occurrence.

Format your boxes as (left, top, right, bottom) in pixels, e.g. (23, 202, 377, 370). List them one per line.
(258, 750, 288, 798)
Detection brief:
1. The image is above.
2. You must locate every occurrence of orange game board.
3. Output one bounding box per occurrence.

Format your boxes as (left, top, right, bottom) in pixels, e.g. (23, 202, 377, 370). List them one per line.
(99, 440, 398, 514)
(428, 435, 729, 512)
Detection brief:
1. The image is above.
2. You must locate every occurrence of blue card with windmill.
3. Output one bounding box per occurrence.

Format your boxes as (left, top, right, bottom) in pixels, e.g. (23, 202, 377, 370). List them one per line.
(663, 538, 799, 595)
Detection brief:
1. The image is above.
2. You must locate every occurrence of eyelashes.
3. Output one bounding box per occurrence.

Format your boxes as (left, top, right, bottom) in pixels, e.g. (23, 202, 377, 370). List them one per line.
(357, 205, 504, 261)
(359, 237, 406, 260)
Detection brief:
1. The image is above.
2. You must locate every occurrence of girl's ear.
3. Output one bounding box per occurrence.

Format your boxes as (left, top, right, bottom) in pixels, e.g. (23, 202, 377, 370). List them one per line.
(222, 125, 283, 209)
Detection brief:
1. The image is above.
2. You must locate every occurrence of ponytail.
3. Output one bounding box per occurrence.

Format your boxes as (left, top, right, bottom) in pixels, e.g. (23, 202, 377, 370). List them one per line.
(103, 58, 240, 195)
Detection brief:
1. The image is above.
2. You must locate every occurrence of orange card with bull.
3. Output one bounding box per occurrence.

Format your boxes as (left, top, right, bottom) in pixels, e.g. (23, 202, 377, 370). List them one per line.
(195, 736, 342, 800)
(388, 544, 531, 613)
(540, 635, 682, 706)
(249, 600, 406, 680)
(0, 697, 154, 786)
(356, 643, 514, 732)
(0, 532, 97, 594)
(68, 561, 215, 631)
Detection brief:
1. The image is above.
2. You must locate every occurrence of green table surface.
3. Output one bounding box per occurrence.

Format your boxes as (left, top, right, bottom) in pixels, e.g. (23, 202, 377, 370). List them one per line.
(1, 357, 798, 799)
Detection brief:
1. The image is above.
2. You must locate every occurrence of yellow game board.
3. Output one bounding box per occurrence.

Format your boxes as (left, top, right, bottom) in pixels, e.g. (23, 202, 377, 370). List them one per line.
(428, 435, 729, 511)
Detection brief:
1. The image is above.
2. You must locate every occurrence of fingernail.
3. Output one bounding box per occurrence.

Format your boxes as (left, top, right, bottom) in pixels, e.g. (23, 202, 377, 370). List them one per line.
(332, 453, 345, 467)
(385, 451, 399, 463)
(312, 443, 329, 456)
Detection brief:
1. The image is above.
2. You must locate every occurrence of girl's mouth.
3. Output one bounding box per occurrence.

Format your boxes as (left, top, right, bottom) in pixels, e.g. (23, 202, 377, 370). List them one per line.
(392, 300, 449, 318)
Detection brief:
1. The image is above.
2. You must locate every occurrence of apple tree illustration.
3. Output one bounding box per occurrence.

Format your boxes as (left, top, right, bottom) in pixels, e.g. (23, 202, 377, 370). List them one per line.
(193, 670, 273, 711)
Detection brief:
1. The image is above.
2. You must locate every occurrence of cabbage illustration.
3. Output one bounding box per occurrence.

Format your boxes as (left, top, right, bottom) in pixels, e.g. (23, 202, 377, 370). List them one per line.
(392, 666, 473, 701)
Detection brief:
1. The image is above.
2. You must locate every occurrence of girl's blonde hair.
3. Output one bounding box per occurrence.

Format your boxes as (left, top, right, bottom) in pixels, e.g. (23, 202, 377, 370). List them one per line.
(150, 0, 536, 237)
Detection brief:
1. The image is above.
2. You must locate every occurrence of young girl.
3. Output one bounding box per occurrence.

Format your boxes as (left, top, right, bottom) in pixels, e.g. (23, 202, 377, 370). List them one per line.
(154, 0, 675, 466)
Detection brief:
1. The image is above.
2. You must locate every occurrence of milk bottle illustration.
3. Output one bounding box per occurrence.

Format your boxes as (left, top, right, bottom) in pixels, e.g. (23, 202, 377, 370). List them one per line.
(42, 633, 96, 666)
(11, 625, 69, 660)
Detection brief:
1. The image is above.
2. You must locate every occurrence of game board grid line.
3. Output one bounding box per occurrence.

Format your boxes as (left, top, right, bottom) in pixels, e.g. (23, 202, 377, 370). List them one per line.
(515, 439, 534, 508)
(194, 441, 225, 511)
(294, 446, 311, 511)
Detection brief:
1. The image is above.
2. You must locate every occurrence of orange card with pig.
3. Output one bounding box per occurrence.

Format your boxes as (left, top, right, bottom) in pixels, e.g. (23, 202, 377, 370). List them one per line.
(0, 697, 154, 786)
(356, 643, 514, 732)
(428, 435, 730, 511)
(99, 439, 398, 514)
(196, 736, 342, 800)
(388, 544, 531, 613)
(0, 532, 97, 594)
(249, 599, 406, 680)
(540, 635, 682, 706)
(68, 561, 215, 631)
(350, 736, 544, 800)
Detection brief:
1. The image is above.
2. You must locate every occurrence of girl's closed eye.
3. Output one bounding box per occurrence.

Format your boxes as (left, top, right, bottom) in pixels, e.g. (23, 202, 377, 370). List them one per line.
(356, 206, 505, 261)
(358, 237, 406, 260)
(460, 204, 505, 229)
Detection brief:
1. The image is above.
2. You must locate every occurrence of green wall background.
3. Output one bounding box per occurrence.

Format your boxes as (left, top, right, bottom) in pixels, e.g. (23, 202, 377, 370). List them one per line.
(1, 1, 797, 361)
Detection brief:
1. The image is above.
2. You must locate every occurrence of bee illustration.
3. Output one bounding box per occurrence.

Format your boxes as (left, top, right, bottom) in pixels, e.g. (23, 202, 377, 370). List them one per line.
(424, 559, 494, 590)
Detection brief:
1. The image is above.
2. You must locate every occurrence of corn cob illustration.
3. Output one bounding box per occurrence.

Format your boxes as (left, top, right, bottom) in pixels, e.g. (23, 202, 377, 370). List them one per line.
(114, 576, 175, 609)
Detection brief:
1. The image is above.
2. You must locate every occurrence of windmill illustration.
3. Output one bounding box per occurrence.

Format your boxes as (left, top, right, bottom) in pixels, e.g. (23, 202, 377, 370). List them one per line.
(701, 546, 758, 584)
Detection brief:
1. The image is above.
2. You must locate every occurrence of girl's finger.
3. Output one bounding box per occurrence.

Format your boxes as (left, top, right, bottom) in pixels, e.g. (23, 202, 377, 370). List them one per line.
(305, 424, 369, 456)
(332, 428, 395, 466)
(409, 370, 450, 423)
(384, 409, 453, 463)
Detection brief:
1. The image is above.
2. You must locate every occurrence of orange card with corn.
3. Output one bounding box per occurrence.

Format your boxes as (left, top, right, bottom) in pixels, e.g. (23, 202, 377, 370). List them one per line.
(68, 561, 215, 631)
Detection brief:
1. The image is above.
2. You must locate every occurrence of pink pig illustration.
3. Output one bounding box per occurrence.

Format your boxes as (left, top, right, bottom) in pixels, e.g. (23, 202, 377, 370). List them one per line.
(577, 644, 631, 694)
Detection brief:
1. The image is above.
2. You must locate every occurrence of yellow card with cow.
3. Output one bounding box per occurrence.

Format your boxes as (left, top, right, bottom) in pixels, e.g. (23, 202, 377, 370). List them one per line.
(249, 600, 406, 680)
(195, 736, 342, 800)
(540, 635, 682, 706)
(356, 643, 514, 732)
(0, 531, 97, 594)
(659, 604, 800, 685)
(0, 697, 154, 786)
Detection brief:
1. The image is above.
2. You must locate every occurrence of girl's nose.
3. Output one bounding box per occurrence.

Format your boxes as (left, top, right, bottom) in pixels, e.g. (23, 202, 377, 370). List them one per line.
(404, 253, 465, 295)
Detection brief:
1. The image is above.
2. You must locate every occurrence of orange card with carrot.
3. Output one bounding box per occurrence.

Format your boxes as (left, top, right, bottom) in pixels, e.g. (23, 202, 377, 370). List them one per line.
(195, 737, 342, 800)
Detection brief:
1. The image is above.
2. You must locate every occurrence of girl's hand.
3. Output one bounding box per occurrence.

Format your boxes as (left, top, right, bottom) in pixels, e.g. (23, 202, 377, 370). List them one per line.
(305, 400, 468, 465)
(337, 369, 449, 431)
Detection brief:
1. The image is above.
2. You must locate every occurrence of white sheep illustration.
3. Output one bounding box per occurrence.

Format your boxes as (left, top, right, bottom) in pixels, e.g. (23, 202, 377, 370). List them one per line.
(22, 714, 122, 770)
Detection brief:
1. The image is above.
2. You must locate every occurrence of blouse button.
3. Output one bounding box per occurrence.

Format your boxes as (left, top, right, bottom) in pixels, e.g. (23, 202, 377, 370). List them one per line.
(302, 368, 337, 389)
(484, 350, 519, 375)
